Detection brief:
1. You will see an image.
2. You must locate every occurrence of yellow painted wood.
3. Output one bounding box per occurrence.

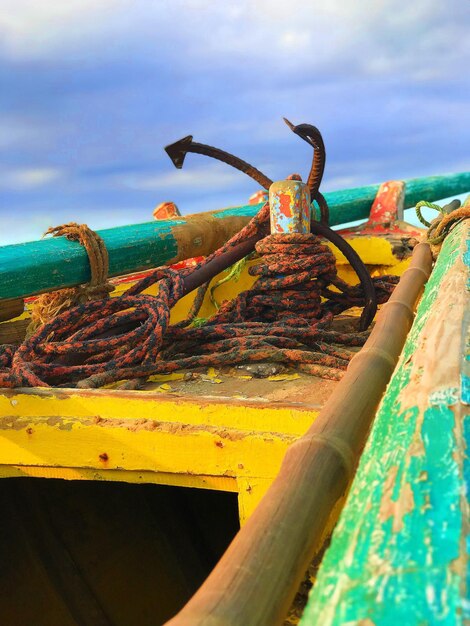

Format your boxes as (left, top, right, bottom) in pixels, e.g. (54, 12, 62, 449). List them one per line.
(236, 477, 272, 525)
(338, 259, 411, 286)
(0, 232, 413, 525)
(0, 389, 315, 435)
(328, 236, 402, 266)
(0, 387, 307, 522)
(0, 465, 237, 492)
(0, 414, 297, 479)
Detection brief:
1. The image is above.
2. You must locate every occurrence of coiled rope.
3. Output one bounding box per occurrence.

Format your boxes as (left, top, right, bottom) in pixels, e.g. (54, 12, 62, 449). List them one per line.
(416, 196, 470, 257)
(0, 203, 398, 389)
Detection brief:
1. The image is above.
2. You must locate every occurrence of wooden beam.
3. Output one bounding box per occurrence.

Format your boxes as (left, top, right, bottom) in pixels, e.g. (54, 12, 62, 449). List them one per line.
(0, 298, 24, 322)
(1, 172, 469, 300)
(302, 219, 470, 624)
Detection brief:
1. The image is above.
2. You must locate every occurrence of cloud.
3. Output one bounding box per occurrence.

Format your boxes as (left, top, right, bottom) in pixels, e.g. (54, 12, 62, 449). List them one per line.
(0, 166, 64, 189)
(0, 1, 124, 59)
(1, 0, 467, 85)
(118, 164, 245, 192)
(0, 116, 56, 150)
(0, 0, 468, 249)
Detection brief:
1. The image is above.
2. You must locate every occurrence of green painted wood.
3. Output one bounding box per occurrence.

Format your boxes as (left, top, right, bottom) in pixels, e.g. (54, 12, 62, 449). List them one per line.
(301, 219, 470, 625)
(1, 172, 469, 300)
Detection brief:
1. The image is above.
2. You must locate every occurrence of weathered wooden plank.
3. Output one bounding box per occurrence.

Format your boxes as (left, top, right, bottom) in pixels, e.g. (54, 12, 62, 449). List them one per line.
(0, 298, 24, 322)
(0, 387, 311, 526)
(301, 219, 470, 625)
(0, 388, 316, 437)
(0, 319, 28, 345)
(1, 172, 468, 300)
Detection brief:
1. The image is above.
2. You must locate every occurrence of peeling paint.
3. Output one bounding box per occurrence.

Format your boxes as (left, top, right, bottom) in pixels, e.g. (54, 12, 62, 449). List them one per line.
(379, 469, 415, 533)
(301, 221, 470, 625)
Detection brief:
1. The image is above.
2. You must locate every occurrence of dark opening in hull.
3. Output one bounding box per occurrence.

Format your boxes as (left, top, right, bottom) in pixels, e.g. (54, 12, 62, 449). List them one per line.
(0, 478, 240, 626)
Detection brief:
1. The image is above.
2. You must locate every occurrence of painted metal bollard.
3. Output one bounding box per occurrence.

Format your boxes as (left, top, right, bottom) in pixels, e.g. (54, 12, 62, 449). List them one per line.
(269, 177, 310, 235)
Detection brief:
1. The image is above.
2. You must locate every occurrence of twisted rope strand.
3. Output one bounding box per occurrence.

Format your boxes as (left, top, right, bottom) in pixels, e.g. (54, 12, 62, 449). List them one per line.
(0, 204, 398, 389)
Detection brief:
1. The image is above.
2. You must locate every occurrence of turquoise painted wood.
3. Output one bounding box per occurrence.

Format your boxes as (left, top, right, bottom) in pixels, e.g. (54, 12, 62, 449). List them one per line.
(301, 219, 470, 625)
(0, 172, 469, 300)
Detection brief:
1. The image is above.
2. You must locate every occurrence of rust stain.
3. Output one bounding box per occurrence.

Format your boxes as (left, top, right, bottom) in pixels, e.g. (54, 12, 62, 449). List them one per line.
(99, 452, 109, 462)
(0, 416, 27, 431)
(0, 413, 295, 442)
(0, 415, 73, 431)
(46, 416, 69, 428)
(215, 440, 224, 448)
(0, 414, 79, 432)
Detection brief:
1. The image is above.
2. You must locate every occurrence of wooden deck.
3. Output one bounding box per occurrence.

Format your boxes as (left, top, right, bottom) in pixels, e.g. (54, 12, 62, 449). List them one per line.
(0, 339, 342, 524)
(0, 218, 415, 525)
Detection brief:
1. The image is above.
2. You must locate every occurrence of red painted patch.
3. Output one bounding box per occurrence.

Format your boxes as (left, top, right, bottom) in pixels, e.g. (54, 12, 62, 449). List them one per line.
(278, 193, 293, 219)
(249, 190, 268, 205)
(153, 202, 181, 220)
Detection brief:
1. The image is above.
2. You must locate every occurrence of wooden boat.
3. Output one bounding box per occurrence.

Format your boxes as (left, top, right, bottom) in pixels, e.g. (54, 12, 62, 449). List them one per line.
(0, 152, 469, 625)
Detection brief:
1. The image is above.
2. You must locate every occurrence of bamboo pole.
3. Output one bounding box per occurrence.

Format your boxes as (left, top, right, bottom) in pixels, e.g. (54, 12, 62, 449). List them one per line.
(165, 242, 433, 626)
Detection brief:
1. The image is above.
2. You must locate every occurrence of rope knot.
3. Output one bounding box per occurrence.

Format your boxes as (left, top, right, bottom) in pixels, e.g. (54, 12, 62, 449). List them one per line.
(27, 223, 114, 335)
(415, 197, 470, 258)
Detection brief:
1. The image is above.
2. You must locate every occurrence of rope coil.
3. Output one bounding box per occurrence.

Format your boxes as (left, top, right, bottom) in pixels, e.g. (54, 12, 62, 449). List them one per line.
(416, 197, 470, 257)
(0, 204, 398, 389)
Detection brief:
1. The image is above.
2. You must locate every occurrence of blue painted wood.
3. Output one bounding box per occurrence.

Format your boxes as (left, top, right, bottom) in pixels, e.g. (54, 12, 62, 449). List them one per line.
(0, 172, 469, 300)
(301, 219, 470, 625)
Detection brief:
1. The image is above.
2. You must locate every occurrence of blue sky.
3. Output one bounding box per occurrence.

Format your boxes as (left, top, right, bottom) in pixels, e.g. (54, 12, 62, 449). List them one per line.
(0, 0, 469, 245)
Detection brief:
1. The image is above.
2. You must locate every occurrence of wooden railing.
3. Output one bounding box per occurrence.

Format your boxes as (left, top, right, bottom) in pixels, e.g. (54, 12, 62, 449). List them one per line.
(0, 171, 469, 300)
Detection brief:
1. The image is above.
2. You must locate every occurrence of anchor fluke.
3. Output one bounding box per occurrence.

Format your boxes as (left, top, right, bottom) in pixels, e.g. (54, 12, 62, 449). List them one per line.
(164, 135, 194, 169)
(282, 117, 296, 131)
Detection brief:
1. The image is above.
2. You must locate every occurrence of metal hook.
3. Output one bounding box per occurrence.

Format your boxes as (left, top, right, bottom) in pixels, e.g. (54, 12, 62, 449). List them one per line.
(165, 135, 273, 190)
(165, 123, 376, 330)
(283, 118, 329, 225)
(310, 220, 377, 330)
(165, 121, 330, 227)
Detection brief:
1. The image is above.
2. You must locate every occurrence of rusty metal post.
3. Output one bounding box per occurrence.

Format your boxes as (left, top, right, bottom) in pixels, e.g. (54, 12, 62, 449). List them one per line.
(268, 178, 310, 234)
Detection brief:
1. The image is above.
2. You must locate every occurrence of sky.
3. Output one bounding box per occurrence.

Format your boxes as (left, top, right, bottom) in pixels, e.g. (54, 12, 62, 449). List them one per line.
(0, 0, 469, 245)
